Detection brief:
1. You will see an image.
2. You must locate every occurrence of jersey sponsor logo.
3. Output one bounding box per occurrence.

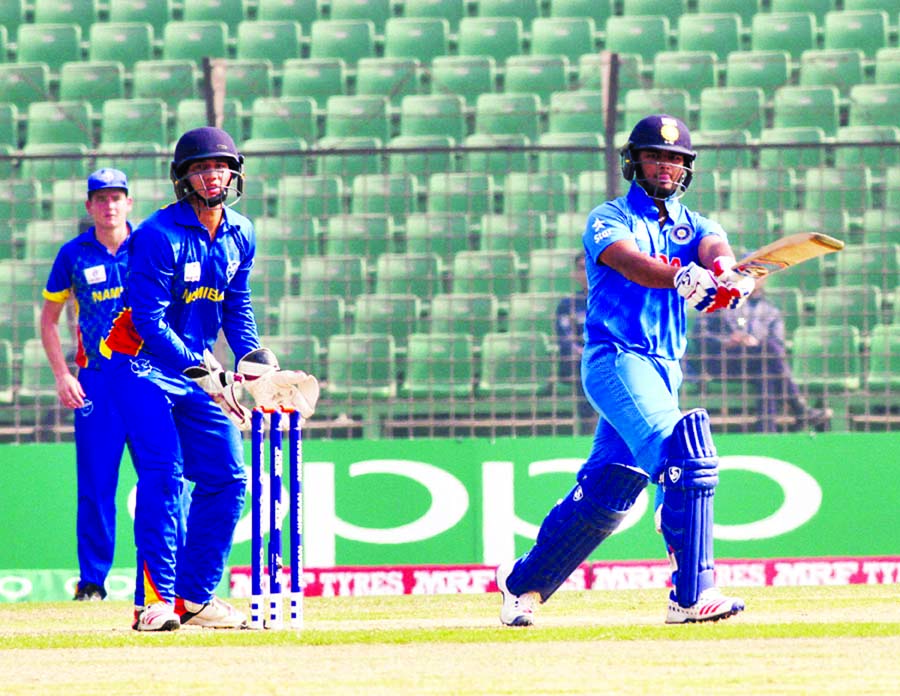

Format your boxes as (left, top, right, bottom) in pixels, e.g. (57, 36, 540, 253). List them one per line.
(78, 399, 94, 417)
(184, 261, 201, 282)
(83, 265, 107, 284)
(91, 286, 123, 303)
(669, 224, 694, 244)
(182, 286, 226, 303)
(591, 217, 611, 243)
(667, 466, 682, 484)
(226, 260, 239, 282)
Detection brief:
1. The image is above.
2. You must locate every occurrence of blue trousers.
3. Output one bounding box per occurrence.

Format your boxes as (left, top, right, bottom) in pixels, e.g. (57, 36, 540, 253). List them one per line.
(107, 353, 246, 606)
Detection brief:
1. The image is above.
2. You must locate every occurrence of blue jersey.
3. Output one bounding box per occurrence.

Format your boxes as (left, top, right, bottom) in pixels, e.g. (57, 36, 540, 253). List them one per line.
(103, 199, 259, 372)
(582, 182, 725, 361)
(43, 225, 131, 368)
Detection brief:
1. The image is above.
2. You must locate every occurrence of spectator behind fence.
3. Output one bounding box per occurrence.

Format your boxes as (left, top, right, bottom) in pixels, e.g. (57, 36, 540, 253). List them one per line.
(688, 278, 833, 432)
(555, 252, 597, 434)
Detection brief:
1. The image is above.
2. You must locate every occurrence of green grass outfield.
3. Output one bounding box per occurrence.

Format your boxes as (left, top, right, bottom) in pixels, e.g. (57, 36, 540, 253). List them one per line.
(1, 585, 898, 695)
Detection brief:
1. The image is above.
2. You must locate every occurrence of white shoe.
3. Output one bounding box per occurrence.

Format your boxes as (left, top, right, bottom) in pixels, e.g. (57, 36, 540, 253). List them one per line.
(496, 560, 540, 627)
(665, 588, 745, 624)
(133, 602, 181, 632)
(176, 596, 248, 629)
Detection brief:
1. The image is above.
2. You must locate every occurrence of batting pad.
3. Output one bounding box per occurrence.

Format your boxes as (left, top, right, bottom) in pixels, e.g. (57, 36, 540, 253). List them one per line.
(507, 463, 648, 602)
(660, 409, 719, 607)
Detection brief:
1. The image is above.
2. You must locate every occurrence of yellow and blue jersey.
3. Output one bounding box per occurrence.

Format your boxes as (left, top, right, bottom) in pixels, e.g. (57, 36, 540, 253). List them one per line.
(43, 225, 132, 369)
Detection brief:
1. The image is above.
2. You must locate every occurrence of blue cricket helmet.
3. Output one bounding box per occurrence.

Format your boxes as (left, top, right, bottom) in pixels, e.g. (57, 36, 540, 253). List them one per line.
(620, 114, 696, 193)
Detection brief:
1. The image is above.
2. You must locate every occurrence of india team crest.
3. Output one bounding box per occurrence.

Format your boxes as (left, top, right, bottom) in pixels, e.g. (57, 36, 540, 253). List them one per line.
(660, 120, 681, 144)
(669, 224, 694, 244)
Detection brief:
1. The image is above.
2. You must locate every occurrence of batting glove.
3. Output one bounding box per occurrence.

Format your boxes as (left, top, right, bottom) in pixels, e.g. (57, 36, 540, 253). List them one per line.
(183, 349, 252, 430)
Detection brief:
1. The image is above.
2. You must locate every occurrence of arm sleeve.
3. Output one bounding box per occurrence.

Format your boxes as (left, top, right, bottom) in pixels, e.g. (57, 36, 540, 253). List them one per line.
(128, 225, 201, 372)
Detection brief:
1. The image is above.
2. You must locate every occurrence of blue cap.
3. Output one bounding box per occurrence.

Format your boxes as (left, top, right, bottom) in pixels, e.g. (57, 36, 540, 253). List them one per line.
(87, 168, 129, 195)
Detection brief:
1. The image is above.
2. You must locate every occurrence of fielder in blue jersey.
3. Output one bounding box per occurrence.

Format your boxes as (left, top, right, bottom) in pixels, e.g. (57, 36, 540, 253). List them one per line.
(497, 115, 756, 626)
(40, 169, 136, 601)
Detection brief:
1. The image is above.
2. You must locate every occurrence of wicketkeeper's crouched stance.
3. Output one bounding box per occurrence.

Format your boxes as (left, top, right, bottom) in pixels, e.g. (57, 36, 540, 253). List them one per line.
(497, 114, 750, 626)
(101, 127, 319, 632)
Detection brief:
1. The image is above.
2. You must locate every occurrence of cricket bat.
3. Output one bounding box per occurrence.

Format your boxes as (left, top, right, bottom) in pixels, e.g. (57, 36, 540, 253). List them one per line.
(733, 233, 845, 279)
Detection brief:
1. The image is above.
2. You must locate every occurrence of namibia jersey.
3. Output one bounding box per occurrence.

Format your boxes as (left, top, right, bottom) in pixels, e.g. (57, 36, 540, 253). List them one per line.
(102, 198, 259, 373)
(43, 226, 131, 368)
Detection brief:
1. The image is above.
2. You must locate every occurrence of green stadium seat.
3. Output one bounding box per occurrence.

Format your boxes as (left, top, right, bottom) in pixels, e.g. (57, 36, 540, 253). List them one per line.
(329, 0, 392, 34)
(691, 129, 752, 170)
(677, 13, 742, 61)
(547, 90, 604, 134)
(59, 61, 125, 111)
(236, 20, 304, 66)
(844, 0, 900, 9)
(399, 94, 466, 141)
(242, 137, 308, 180)
(401, 332, 475, 399)
(222, 60, 274, 109)
(451, 250, 521, 301)
(0, 64, 50, 111)
(257, 0, 318, 34)
(404, 0, 465, 32)
(162, 21, 228, 63)
(696, 0, 759, 25)
(780, 210, 850, 249)
(48, 178, 86, 222)
(298, 255, 367, 303)
(479, 213, 549, 257)
(326, 333, 397, 400)
(430, 56, 496, 106)
(403, 213, 470, 263)
(699, 86, 766, 138)
(874, 47, 900, 85)
(772, 85, 840, 137)
(860, 210, 900, 246)
(0, 338, 13, 402)
(26, 101, 93, 147)
(0, 105, 19, 148)
(529, 17, 597, 63)
(183, 0, 246, 33)
(175, 99, 243, 142)
(575, 169, 622, 212)
(604, 16, 671, 65)
(623, 89, 691, 131)
(382, 17, 449, 64)
(553, 212, 586, 251)
(750, 13, 816, 60)
(624, 0, 685, 17)
(129, 178, 178, 222)
(18, 338, 59, 405)
(549, 0, 612, 27)
(20, 220, 69, 262)
(309, 20, 375, 67)
(315, 135, 383, 180)
(324, 95, 390, 141)
(0, 0, 25, 42)
(427, 172, 496, 216)
(834, 243, 900, 295)
(770, 0, 835, 23)
(507, 291, 564, 337)
(0, 257, 41, 303)
(758, 126, 827, 170)
(350, 173, 419, 221)
(352, 293, 422, 348)
(277, 295, 346, 345)
(463, 134, 530, 186)
(478, 0, 539, 29)
(16, 24, 82, 73)
(577, 53, 646, 93)
(109, 0, 172, 35)
(761, 286, 805, 336)
(278, 175, 345, 220)
(709, 209, 775, 251)
(101, 99, 168, 149)
(728, 167, 799, 212)
(527, 248, 579, 294)
(823, 10, 888, 59)
(813, 285, 883, 335)
(373, 252, 443, 299)
(250, 96, 317, 141)
(356, 58, 420, 106)
(133, 60, 198, 109)
(474, 93, 541, 141)
(0, 302, 38, 347)
(428, 293, 498, 341)
(33, 0, 97, 33)
(833, 125, 900, 176)
(682, 170, 722, 213)
(260, 335, 323, 379)
(798, 49, 864, 96)
(537, 132, 605, 176)
(20, 143, 89, 181)
(457, 17, 524, 65)
(863, 324, 900, 398)
(387, 135, 456, 181)
(791, 325, 862, 395)
(653, 51, 718, 102)
(281, 59, 346, 110)
(848, 85, 900, 128)
(477, 331, 554, 397)
(725, 51, 790, 98)
(504, 55, 570, 106)
(324, 214, 393, 259)
(249, 256, 292, 312)
(502, 172, 571, 217)
(88, 23, 154, 73)
(254, 216, 320, 258)
(803, 166, 873, 217)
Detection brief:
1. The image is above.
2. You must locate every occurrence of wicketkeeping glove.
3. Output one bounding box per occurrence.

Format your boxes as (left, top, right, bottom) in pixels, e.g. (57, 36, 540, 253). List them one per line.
(183, 349, 252, 430)
(238, 347, 320, 419)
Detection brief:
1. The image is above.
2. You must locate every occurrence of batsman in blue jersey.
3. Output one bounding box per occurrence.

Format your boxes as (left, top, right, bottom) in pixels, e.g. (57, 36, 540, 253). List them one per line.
(101, 127, 319, 631)
(497, 115, 756, 626)
(40, 169, 135, 601)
